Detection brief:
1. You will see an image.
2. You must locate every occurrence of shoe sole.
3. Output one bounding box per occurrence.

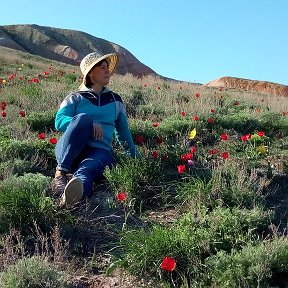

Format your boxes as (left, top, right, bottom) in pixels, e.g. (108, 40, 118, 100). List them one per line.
(62, 177, 83, 206)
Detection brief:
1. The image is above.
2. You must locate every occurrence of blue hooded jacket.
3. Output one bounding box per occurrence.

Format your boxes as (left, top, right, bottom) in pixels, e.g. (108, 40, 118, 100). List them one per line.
(55, 87, 139, 157)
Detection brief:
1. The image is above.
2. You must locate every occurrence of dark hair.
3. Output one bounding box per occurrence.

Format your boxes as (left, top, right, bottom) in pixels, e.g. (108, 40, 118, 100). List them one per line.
(85, 59, 109, 88)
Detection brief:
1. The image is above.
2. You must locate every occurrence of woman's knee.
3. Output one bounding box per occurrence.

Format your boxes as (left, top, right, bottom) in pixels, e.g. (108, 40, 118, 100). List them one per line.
(72, 113, 93, 130)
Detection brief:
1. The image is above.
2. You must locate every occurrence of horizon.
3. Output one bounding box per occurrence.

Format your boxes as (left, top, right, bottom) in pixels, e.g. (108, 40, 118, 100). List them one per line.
(0, 0, 287, 86)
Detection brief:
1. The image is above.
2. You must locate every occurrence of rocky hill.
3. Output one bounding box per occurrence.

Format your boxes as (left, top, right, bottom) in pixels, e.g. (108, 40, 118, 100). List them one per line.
(204, 76, 288, 97)
(0, 24, 157, 77)
(1, 24, 287, 97)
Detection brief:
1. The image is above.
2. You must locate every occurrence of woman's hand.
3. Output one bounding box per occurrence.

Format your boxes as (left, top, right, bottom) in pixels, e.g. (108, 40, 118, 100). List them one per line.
(93, 123, 103, 139)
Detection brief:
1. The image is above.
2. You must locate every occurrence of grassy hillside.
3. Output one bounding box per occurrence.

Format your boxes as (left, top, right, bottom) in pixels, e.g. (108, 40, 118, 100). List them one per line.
(1, 46, 288, 287)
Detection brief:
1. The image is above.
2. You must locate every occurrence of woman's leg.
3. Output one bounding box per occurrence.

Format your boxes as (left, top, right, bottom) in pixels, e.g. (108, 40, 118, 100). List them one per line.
(73, 148, 115, 197)
(52, 113, 93, 196)
(55, 113, 93, 172)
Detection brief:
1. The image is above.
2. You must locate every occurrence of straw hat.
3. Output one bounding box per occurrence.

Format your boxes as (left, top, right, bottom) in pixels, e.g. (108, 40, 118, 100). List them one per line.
(79, 52, 119, 89)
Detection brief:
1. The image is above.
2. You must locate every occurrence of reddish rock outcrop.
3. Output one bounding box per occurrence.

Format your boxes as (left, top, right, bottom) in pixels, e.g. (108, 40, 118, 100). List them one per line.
(204, 76, 288, 97)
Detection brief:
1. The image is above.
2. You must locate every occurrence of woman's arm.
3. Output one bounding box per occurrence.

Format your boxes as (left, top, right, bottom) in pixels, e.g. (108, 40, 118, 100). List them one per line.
(55, 93, 80, 132)
(114, 111, 140, 158)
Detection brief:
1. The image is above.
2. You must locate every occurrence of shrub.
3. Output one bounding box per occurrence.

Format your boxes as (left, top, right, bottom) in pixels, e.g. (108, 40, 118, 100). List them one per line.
(0, 173, 56, 233)
(207, 236, 288, 287)
(63, 73, 77, 84)
(176, 162, 264, 210)
(0, 159, 33, 180)
(116, 206, 271, 287)
(0, 138, 55, 165)
(104, 156, 165, 211)
(216, 111, 261, 134)
(25, 111, 56, 131)
(0, 256, 67, 288)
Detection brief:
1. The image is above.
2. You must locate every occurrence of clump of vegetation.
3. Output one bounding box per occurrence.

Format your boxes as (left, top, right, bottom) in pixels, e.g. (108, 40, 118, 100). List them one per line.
(1, 47, 288, 287)
(0, 173, 56, 234)
(0, 256, 67, 288)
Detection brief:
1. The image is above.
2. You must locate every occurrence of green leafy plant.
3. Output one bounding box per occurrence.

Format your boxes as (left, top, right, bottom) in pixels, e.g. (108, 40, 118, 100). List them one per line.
(104, 156, 165, 211)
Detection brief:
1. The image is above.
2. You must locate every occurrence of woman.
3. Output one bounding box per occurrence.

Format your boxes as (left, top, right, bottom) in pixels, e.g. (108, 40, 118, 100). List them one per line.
(52, 52, 140, 206)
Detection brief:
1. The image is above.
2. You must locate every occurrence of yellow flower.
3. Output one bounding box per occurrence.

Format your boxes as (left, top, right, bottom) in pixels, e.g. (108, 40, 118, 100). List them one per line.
(258, 145, 266, 154)
(189, 128, 196, 140)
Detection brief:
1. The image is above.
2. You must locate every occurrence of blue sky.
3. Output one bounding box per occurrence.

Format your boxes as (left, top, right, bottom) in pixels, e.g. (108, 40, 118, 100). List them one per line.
(1, 0, 287, 85)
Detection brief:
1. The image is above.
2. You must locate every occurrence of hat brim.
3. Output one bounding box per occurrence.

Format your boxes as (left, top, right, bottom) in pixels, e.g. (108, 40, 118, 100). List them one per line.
(79, 53, 119, 90)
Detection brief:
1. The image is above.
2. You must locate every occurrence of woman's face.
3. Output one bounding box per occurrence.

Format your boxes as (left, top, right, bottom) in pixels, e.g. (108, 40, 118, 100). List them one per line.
(88, 60, 110, 87)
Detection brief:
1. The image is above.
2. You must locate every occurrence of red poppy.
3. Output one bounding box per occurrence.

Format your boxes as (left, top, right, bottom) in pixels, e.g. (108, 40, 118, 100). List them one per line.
(1, 101, 7, 110)
(156, 136, 163, 144)
(160, 257, 176, 271)
(257, 131, 265, 137)
(209, 149, 218, 155)
(181, 154, 187, 161)
(190, 146, 196, 153)
(181, 111, 186, 116)
(177, 165, 186, 173)
(152, 151, 158, 158)
(135, 135, 144, 145)
(246, 133, 252, 139)
(221, 133, 228, 141)
(1, 111, 6, 117)
(39, 132, 46, 139)
(152, 123, 160, 127)
(241, 135, 248, 142)
(117, 192, 127, 201)
(162, 154, 169, 160)
(49, 137, 57, 144)
(195, 93, 200, 98)
(211, 109, 215, 113)
(19, 110, 25, 117)
(193, 115, 199, 121)
(208, 117, 214, 123)
(221, 151, 229, 160)
(186, 152, 193, 160)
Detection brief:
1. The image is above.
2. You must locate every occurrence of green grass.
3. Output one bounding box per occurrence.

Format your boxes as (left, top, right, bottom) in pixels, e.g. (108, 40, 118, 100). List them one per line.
(1, 47, 288, 287)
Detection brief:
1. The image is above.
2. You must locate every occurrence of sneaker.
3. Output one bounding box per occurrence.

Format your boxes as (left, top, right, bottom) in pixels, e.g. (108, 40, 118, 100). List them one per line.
(51, 173, 67, 197)
(60, 177, 84, 207)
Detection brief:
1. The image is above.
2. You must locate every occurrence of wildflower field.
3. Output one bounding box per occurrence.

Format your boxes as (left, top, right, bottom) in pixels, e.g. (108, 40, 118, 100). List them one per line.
(0, 46, 288, 287)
